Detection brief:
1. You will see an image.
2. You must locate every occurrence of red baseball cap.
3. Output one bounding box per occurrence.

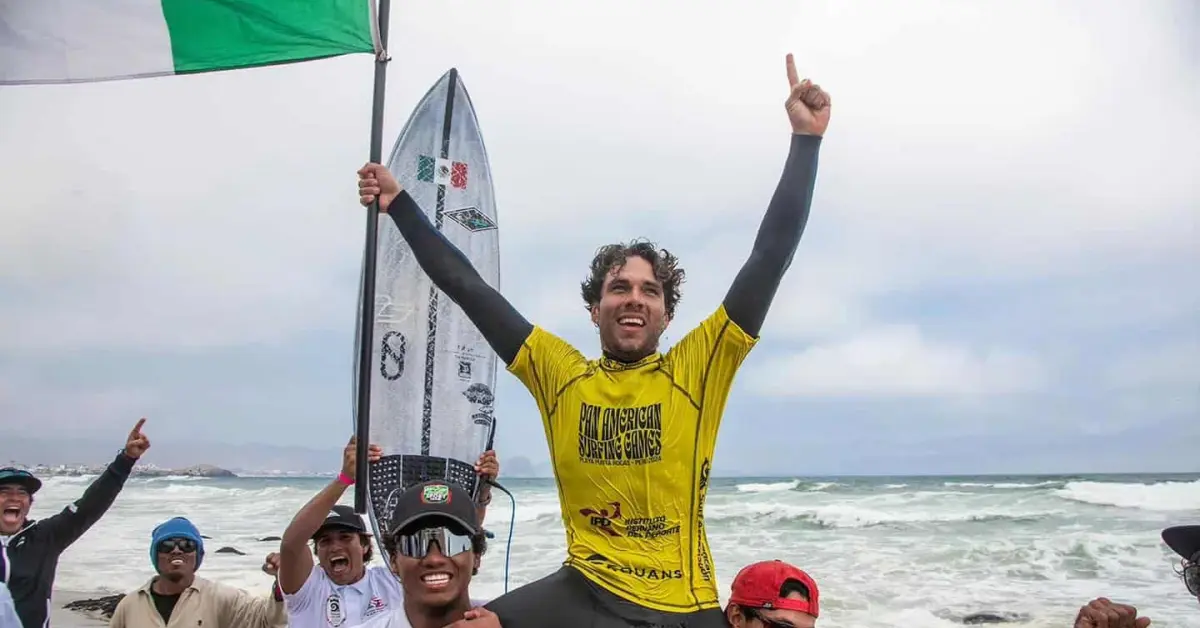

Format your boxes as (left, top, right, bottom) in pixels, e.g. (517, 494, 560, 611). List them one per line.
(729, 560, 820, 618)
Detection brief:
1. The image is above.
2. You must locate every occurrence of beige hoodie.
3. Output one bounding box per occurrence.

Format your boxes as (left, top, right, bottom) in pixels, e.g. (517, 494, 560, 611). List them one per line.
(109, 576, 286, 628)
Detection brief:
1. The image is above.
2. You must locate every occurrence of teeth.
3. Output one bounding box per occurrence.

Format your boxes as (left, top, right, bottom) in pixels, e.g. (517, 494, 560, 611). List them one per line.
(618, 317, 644, 326)
(171, 559, 183, 565)
(421, 573, 450, 584)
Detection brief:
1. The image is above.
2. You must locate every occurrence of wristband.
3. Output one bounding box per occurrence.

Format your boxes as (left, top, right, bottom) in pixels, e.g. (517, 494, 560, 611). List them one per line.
(337, 472, 355, 486)
(272, 580, 284, 602)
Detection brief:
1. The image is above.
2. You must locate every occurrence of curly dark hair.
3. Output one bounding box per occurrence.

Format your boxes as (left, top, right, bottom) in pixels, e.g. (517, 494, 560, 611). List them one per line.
(580, 239, 686, 319)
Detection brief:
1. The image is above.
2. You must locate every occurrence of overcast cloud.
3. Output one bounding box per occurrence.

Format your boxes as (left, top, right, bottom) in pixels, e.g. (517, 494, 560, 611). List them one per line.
(1, 0, 1196, 475)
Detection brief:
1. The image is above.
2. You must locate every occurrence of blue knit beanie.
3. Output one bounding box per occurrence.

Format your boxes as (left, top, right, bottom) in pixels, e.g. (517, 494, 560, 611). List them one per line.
(150, 517, 205, 571)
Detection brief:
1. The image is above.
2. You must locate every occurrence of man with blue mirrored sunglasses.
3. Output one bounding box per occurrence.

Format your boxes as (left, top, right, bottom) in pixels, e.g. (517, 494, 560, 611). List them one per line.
(359, 480, 495, 628)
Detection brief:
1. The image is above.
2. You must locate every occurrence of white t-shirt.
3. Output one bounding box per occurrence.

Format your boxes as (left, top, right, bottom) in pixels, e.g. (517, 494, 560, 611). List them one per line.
(0, 582, 20, 628)
(356, 598, 490, 628)
(284, 564, 405, 628)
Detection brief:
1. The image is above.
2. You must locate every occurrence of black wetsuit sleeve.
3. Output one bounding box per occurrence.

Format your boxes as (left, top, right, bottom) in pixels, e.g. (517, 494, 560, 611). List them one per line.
(42, 451, 135, 551)
(385, 191, 534, 365)
(722, 133, 822, 338)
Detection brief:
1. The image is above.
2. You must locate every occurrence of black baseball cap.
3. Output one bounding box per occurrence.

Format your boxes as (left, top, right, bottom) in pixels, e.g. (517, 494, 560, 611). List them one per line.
(1163, 525, 1200, 560)
(0, 468, 41, 495)
(313, 505, 371, 540)
(388, 480, 480, 537)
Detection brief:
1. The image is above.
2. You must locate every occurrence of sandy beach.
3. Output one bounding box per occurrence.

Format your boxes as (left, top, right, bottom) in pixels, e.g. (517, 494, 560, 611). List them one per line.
(49, 590, 110, 627)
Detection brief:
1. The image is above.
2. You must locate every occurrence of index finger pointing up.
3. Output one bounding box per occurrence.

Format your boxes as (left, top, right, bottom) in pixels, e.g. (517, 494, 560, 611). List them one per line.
(131, 417, 146, 435)
(786, 53, 800, 88)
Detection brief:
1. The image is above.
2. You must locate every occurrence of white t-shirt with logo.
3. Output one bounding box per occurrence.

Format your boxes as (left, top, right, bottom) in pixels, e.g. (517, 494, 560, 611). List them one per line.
(356, 598, 490, 628)
(284, 564, 404, 628)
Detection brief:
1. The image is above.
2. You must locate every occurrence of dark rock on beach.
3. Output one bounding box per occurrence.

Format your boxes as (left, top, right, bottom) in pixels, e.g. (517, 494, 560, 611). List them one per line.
(214, 546, 246, 555)
(962, 611, 1023, 624)
(258, 535, 282, 542)
(63, 594, 125, 620)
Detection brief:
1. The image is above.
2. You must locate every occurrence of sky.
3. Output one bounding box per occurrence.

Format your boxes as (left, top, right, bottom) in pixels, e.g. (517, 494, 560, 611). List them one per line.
(0, 0, 1196, 476)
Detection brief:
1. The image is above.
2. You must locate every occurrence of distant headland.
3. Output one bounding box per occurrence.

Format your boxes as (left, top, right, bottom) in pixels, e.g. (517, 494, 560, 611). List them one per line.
(13, 462, 237, 478)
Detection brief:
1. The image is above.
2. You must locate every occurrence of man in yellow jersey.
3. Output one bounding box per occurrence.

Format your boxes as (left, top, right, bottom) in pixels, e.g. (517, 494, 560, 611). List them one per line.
(355, 54, 831, 628)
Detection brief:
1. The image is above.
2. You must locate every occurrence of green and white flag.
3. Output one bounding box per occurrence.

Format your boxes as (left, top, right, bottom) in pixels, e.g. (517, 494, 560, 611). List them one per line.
(0, 0, 380, 85)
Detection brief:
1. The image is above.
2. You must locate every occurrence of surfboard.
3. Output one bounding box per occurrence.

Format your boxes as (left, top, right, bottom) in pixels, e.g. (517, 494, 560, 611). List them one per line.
(353, 68, 500, 539)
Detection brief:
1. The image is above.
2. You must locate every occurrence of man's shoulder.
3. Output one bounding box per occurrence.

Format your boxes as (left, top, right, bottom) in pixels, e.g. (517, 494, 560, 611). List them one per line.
(665, 304, 755, 358)
(366, 565, 403, 591)
(192, 576, 229, 595)
(526, 326, 584, 356)
(509, 325, 589, 378)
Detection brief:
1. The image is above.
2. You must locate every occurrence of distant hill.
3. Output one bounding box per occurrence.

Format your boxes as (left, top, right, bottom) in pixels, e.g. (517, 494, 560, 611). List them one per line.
(0, 433, 756, 477)
(0, 432, 561, 477)
(0, 431, 338, 474)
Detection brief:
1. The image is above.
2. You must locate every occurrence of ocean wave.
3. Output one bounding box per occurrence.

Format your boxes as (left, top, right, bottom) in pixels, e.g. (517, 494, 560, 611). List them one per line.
(1054, 479, 1200, 511)
(128, 484, 308, 500)
(705, 501, 1061, 529)
(38, 475, 97, 485)
(944, 481, 1063, 489)
(735, 480, 800, 493)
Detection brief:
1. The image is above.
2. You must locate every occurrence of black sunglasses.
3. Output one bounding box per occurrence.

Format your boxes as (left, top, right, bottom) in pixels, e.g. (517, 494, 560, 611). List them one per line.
(157, 538, 197, 554)
(743, 607, 796, 628)
(1183, 560, 1199, 597)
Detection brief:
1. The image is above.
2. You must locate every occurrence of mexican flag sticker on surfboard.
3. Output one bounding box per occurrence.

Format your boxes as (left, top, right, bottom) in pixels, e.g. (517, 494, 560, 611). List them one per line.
(417, 155, 468, 189)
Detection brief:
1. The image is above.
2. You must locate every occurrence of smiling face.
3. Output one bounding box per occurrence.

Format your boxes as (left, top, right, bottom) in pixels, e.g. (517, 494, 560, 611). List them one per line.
(314, 529, 369, 586)
(591, 255, 670, 361)
(155, 537, 198, 583)
(389, 522, 478, 611)
(0, 484, 31, 535)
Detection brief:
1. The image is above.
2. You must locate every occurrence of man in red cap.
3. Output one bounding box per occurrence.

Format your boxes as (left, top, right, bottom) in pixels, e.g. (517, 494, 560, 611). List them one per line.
(725, 560, 819, 628)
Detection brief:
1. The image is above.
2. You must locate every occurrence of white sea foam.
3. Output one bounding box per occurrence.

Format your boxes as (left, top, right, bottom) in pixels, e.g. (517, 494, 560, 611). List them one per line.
(735, 479, 799, 493)
(35, 474, 1199, 627)
(1055, 479, 1200, 511)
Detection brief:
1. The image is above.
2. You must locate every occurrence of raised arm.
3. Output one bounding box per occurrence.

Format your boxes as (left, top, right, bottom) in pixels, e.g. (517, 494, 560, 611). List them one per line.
(277, 437, 379, 595)
(358, 164, 533, 365)
(43, 418, 149, 551)
(723, 54, 832, 338)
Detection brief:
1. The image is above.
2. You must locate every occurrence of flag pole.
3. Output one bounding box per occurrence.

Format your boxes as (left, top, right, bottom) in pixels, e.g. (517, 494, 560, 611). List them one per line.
(355, 0, 392, 515)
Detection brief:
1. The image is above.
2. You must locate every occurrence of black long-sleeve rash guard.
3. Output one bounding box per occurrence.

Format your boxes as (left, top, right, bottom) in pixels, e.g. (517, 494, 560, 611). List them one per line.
(383, 133, 822, 364)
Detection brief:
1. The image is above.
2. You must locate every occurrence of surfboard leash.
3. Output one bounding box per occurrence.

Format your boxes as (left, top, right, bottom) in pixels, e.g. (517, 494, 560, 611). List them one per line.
(485, 478, 515, 593)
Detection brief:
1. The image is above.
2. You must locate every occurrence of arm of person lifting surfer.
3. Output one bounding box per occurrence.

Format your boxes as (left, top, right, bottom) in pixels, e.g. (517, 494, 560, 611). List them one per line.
(474, 449, 499, 524)
(357, 165, 533, 365)
(723, 54, 831, 338)
(276, 436, 381, 595)
(43, 418, 149, 551)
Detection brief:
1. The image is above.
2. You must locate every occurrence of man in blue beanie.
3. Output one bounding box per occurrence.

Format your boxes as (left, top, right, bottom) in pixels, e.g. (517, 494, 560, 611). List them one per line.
(109, 517, 286, 628)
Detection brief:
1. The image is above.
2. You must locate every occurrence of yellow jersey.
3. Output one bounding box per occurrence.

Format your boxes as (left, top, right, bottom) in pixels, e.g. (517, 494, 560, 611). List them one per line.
(506, 304, 757, 612)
